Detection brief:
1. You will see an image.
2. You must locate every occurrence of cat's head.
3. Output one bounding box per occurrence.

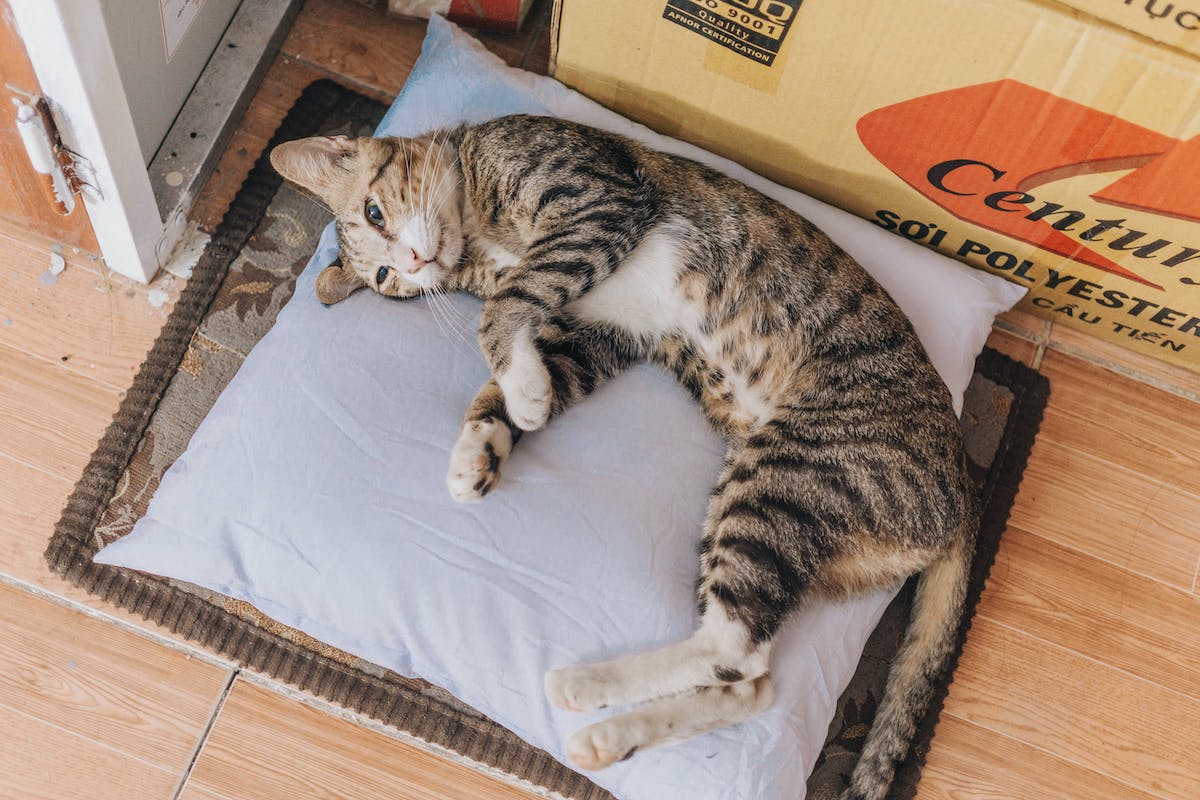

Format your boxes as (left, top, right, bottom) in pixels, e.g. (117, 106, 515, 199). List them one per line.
(270, 133, 464, 304)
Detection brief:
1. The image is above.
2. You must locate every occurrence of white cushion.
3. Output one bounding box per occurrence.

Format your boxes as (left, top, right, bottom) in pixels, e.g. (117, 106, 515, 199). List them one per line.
(97, 17, 1024, 800)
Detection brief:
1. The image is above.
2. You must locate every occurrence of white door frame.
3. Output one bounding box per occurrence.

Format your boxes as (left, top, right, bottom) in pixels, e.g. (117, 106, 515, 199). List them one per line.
(10, 0, 173, 283)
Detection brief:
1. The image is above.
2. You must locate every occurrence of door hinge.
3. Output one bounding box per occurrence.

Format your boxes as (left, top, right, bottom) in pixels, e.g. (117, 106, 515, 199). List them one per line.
(11, 93, 97, 216)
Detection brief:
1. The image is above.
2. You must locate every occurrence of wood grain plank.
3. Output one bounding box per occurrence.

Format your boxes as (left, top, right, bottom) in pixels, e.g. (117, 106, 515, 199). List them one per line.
(1008, 437, 1200, 591)
(985, 327, 1038, 367)
(943, 617, 1200, 799)
(189, 680, 541, 800)
(0, 341, 122, 482)
(0, 451, 71, 576)
(283, 0, 546, 101)
(0, 703, 179, 800)
(979, 526, 1200, 699)
(917, 714, 1162, 800)
(1049, 320, 1200, 403)
(281, 0, 429, 98)
(178, 785, 234, 800)
(1038, 350, 1200, 494)
(0, 223, 177, 390)
(0, 582, 231, 770)
(995, 306, 1052, 344)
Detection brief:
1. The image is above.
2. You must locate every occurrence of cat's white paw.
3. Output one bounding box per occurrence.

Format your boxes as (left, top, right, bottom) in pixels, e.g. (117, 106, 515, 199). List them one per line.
(446, 418, 513, 502)
(545, 663, 616, 713)
(565, 717, 646, 771)
(498, 355, 552, 432)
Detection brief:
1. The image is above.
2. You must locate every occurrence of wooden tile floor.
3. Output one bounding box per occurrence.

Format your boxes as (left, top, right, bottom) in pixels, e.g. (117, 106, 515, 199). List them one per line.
(0, 1, 1197, 797)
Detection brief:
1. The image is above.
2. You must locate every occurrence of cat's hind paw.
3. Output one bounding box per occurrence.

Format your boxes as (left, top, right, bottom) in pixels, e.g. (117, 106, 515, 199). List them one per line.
(446, 418, 513, 502)
(565, 720, 644, 771)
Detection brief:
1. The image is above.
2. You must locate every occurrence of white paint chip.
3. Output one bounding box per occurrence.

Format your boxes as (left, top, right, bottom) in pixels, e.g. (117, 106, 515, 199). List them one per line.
(162, 222, 210, 280)
(49, 251, 66, 276)
(147, 288, 170, 308)
(165, 171, 184, 187)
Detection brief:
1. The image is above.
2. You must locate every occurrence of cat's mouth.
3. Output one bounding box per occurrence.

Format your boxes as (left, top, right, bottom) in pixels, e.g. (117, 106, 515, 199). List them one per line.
(404, 252, 445, 289)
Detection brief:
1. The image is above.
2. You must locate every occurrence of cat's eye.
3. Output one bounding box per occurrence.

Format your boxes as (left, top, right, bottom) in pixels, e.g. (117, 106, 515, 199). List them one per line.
(376, 266, 391, 286)
(365, 200, 384, 227)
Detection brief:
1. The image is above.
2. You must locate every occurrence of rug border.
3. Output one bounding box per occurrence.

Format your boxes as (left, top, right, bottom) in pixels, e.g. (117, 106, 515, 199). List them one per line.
(42, 78, 1051, 800)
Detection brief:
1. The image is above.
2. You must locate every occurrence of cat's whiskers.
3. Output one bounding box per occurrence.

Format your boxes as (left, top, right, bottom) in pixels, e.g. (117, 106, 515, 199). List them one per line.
(425, 284, 474, 357)
(403, 138, 416, 227)
(416, 130, 440, 228)
(420, 130, 455, 231)
(421, 283, 458, 348)
(430, 282, 474, 349)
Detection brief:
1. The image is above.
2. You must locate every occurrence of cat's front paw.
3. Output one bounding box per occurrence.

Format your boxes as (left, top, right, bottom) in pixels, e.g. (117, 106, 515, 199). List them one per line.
(446, 418, 513, 502)
(498, 355, 552, 431)
(544, 663, 616, 713)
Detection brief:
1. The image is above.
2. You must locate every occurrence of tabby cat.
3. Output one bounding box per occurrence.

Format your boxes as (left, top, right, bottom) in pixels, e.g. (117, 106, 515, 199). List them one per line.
(271, 115, 977, 800)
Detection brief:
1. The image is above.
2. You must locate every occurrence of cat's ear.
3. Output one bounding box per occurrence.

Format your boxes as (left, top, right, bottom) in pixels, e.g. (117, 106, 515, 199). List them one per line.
(270, 136, 358, 205)
(315, 260, 364, 305)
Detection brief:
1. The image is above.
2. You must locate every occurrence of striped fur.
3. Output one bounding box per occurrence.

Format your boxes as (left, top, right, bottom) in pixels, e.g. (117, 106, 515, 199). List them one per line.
(271, 115, 978, 799)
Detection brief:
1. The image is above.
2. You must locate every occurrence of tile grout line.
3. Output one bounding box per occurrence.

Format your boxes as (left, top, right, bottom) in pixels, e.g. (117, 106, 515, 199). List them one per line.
(1044, 336, 1200, 404)
(235, 669, 561, 800)
(1005, 530, 1200, 621)
(978, 614, 1200, 704)
(989, 317, 1049, 369)
(0, 696, 180, 778)
(1031, 336, 1048, 370)
(1004, 522, 1200, 601)
(0, 571, 235, 669)
(1032, 424, 1200, 507)
(1012, 508, 1199, 596)
(936, 710, 1177, 800)
(169, 669, 239, 800)
(0, 229, 174, 296)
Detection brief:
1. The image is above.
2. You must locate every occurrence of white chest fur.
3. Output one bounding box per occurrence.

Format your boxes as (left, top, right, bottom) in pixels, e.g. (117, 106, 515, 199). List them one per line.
(567, 220, 701, 341)
(474, 235, 523, 271)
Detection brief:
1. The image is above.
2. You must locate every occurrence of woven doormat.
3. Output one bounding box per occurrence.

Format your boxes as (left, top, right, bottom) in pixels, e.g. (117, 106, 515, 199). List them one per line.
(46, 80, 1049, 800)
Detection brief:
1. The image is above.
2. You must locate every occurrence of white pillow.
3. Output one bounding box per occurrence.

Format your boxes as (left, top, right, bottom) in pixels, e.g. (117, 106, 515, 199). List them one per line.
(97, 17, 1024, 800)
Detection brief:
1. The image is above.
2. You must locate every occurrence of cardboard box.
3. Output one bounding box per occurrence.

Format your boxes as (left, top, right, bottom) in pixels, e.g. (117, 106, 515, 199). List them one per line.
(550, 0, 1200, 369)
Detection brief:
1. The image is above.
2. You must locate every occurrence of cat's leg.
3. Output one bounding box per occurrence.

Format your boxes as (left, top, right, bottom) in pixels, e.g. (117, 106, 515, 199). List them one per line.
(447, 379, 519, 502)
(545, 434, 810, 712)
(564, 676, 774, 770)
(544, 593, 776, 713)
(549, 412, 868, 714)
(448, 319, 640, 501)
(478, 206, 657, 431)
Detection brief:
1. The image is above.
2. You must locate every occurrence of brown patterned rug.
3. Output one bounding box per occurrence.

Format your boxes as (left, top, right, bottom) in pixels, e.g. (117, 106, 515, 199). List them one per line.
(46, 80, 1049, 800)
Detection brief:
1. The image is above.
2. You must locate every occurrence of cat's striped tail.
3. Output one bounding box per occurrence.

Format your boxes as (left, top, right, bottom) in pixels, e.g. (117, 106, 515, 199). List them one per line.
(841, 519, 975, 800)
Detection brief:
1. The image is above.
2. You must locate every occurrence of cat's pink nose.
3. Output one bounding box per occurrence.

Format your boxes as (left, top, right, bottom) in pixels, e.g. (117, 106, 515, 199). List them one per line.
(405, 248, 424, 274)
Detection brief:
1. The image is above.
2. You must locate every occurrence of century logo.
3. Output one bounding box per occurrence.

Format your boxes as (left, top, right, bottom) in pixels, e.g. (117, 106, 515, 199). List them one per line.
(857, 80, 1200, 290)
